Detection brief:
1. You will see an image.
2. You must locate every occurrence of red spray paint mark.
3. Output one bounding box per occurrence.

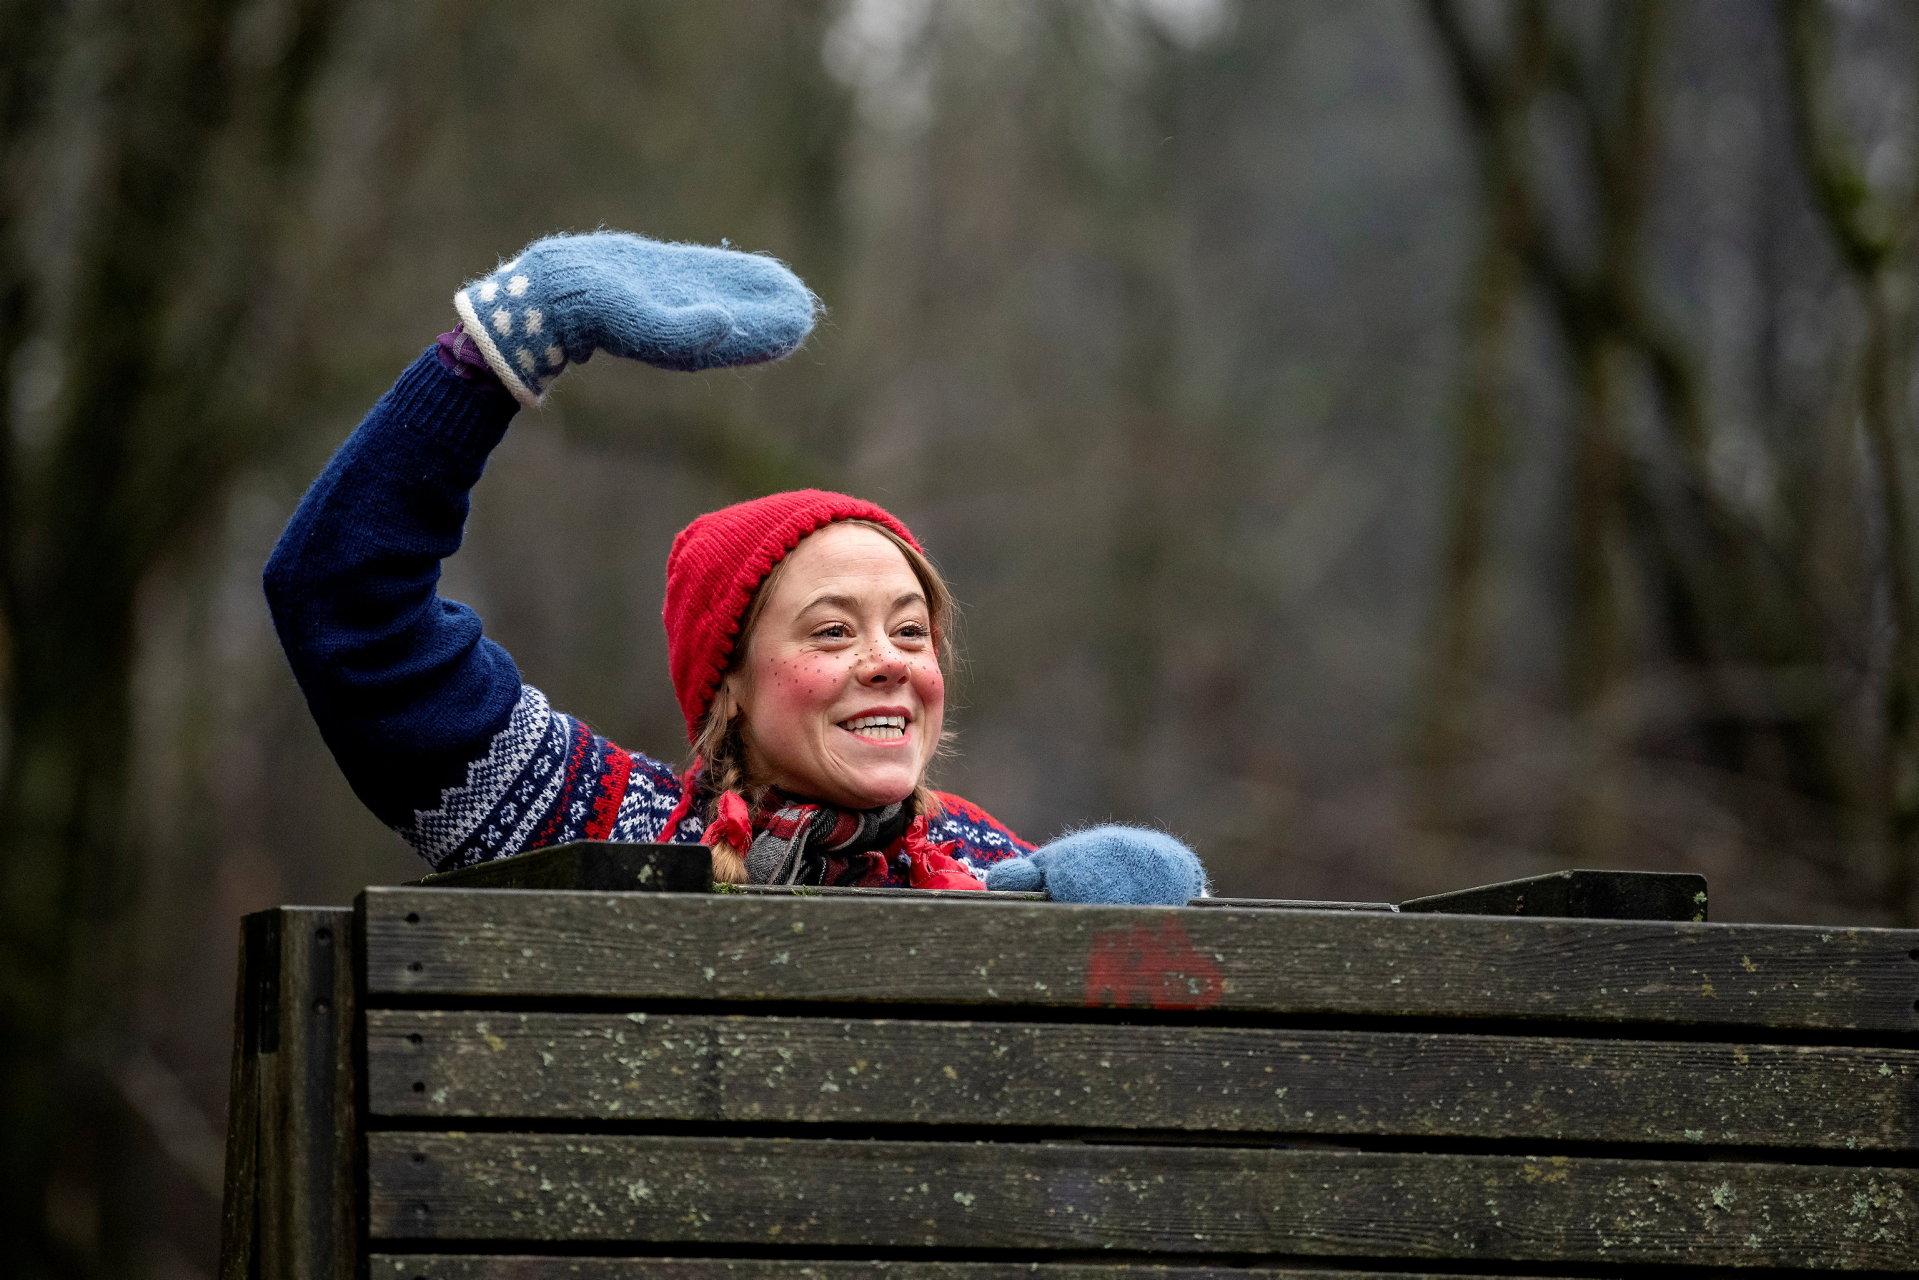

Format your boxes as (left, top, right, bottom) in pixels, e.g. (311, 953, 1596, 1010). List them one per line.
(1083, 917, 1225, 1010)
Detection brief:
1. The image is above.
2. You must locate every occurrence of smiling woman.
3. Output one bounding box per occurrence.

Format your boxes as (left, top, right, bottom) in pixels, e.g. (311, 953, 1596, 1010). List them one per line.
(262, 229, 1205, 902)
(673, 508, 978, 887)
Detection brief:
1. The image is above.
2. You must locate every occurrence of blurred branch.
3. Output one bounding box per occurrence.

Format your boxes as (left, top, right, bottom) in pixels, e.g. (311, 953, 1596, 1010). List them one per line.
(262, 0, 339, 164)
(1425, 0, 1850, 861)
(1432, 0, 1828, 657)
(28, 0, 250, 601)
(1780, 0, 1906, 273)
(1780, 0, 1918, 922)
(1417, 0, 1545, 819)
(103, 1043, 225, 1202)
(0, 0, 64, 689)
(1427, 0, 1644, 854)
(0, 1, 364, 1273)
(121, 0, 350, 556)
(1436, 2, 1712, 463)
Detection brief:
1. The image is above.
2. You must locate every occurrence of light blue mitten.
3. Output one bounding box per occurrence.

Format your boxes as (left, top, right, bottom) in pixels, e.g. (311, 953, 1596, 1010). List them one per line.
(454, 231, 818, 406)
(985, 825, 1208, 905)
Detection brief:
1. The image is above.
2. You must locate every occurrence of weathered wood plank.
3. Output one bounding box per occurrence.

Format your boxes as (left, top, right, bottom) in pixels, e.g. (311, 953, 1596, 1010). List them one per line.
(720, 883, 1047, 903)
(1187, 897, 1396, 911)
(366, 1134, 1919, 1269)
(254, 913, 291, 1279)
(217, 914, 267, 1280)
(1399, 869, 1707, 921)
(358, 889, 1919, 1033)
(257, 908, 359, 1280)
(363, 1010, 1919, 1150)
(414, 843, 712, 893)
(368, 1260, 1566, 1280)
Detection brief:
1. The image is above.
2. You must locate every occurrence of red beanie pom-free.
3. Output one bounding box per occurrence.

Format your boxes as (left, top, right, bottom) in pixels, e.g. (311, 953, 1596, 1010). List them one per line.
(662, 490, 922, 741)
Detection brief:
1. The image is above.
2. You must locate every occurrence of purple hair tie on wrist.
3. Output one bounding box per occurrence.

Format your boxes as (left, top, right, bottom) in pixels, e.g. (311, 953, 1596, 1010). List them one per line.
(435, 323, 501, 384)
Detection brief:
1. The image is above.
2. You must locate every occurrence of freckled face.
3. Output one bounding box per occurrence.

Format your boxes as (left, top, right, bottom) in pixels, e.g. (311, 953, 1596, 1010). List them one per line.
(730, 523, 945, 810)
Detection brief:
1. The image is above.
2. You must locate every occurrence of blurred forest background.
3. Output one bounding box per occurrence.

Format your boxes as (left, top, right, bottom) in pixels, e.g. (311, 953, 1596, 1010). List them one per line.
(3, 0, 1918, 1274)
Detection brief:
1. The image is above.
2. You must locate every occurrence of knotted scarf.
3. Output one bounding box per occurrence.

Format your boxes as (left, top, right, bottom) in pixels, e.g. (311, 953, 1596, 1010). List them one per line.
(703, 787, 984, 891)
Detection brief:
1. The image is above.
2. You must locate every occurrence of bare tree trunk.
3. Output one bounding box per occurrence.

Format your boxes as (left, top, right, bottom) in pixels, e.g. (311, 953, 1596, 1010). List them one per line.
(1781, 0, 1919, 923)
(0, 0, 241, 1255)
(1563, 338, 1632, 858)
(1426, 0, 1861, 873)
(1418, 231, 1522, 819)
(1417, 1, 1542, 838)
(1860, 284, 1919, 922)
(0, 3, 351, 1271)
(1424, 0, 1657, 856)
(0, 595, 144, 1276)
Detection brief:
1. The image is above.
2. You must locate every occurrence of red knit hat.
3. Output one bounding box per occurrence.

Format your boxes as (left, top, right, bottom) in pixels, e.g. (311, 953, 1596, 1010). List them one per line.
(663, 489, 924, 741)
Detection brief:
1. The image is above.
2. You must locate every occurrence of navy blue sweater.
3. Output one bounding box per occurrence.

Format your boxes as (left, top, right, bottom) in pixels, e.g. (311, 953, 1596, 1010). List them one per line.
(264, 349, 1030, 873)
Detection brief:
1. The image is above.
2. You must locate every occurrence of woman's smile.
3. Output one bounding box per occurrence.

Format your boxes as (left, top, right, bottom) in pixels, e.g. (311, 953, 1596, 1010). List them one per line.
(837, 707, 914, 744)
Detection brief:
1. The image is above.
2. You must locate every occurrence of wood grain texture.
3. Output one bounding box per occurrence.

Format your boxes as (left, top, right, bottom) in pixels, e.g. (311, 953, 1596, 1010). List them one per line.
(366, 1134, 1919, 1269)
(721, 883, 1047, 903)
(217, 916, 263, 1280)
(358, 889, 1919, 1033)
(368, 1260, 1566, 1280)
(414, 843, 711, 893)
(363, 1010, 1919, 1151)
(258, 908, 359, 1280)
(1398, 869, 1706, 921)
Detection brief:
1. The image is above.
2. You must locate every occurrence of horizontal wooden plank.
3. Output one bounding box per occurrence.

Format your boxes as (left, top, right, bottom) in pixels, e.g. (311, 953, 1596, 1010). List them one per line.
(721, 883, 1048, 903)
(1398, 870, 1707, 922)
(367, 1134, 1918, 1268)
(370, 1259, 1565, 1280)
(365, 1010, 1919, 1151)
(414, 843, 711, 893)
(1191, 897, 1396, 911)
(358, 889, 1919, 1034)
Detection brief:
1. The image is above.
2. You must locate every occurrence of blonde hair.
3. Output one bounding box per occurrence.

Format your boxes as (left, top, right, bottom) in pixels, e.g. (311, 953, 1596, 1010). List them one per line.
(690, 520, 957, 882)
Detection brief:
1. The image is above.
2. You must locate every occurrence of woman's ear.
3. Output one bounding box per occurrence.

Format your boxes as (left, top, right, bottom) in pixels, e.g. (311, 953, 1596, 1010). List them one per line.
(713, 674, 745, 725)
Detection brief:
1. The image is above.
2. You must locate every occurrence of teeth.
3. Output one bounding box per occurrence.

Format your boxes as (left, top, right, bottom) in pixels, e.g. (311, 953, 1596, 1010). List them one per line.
(842, 715, 907, 737)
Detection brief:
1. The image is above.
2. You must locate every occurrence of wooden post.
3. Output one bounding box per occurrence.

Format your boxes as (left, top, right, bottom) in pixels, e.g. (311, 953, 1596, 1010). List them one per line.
(221, 907, 358, 1280)
(216, 913, 266, 1280)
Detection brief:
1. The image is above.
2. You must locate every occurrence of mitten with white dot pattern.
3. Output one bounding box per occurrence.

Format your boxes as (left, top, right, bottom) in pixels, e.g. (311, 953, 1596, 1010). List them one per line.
(453, 231, 818, 407)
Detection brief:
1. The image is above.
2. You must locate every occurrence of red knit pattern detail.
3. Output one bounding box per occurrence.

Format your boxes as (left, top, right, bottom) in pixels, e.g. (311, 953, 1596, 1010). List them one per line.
(662, 490, 923, 741)
(659, 775, 701, 843)
(931, 790, 1036, 853)
(532, 720, 596, 847)
(583, 748, 634, 841)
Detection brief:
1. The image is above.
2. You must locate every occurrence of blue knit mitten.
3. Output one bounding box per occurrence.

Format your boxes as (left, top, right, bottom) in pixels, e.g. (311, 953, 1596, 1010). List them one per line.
(985, 825, 1208, 905)
(454, 231, 818, 407)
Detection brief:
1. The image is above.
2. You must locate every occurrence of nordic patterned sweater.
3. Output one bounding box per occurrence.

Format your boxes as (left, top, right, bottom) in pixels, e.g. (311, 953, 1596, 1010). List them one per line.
(263, 347, 1034, 881)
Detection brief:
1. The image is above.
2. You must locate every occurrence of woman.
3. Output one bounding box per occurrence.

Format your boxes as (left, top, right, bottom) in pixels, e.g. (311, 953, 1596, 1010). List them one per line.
(264, 230, 1204, 903)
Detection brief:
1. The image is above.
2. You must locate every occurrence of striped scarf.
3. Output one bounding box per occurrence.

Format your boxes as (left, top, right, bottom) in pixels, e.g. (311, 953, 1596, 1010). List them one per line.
(745, 797, 913, 886)
(702, 787, 985, 891)
(705, 789, 911, 886)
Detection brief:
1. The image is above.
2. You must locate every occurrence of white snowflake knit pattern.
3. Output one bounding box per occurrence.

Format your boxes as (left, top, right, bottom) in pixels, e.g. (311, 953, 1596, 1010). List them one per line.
(453, 256, 567, 408)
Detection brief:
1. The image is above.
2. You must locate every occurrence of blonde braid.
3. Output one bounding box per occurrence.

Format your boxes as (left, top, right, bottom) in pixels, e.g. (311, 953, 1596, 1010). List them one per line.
(692, 693, 755, 884)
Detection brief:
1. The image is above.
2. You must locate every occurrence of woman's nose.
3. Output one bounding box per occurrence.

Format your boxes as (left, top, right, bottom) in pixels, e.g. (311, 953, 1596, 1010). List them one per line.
(859, 645, 909, 685)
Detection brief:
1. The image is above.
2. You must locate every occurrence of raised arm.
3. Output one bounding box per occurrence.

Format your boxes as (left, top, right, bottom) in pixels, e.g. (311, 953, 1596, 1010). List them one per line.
(263, 232, 816, 868)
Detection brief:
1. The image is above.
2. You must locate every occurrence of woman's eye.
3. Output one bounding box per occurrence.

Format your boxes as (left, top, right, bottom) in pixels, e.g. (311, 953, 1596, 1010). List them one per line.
(896, 623, 930, 641)
(813, 623, 852, 640)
